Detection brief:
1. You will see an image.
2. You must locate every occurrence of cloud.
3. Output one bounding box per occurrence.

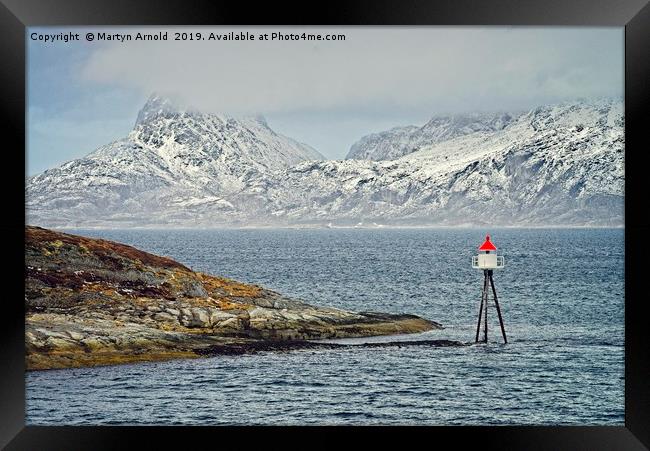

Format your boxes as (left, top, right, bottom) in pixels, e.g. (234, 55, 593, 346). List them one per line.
(79, 27, 623, 115)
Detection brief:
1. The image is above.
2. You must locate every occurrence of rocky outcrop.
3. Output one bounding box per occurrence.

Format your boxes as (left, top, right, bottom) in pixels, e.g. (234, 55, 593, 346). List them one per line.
(25, 226, 440, 370)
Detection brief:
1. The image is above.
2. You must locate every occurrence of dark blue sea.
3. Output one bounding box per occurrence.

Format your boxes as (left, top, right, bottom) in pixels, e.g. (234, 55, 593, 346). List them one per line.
(26, 228, 624, 425)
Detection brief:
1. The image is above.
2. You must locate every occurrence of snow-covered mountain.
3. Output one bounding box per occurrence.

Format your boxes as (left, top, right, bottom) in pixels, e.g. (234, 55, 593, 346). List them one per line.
(346, 112, 517, 160)
(27, 95, 323, 226)
(251, 99, 623, 226)
(26, 97, 623, 228)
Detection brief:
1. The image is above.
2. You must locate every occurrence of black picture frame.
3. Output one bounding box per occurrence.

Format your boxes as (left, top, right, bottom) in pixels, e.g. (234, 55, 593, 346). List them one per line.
(2, 0, 649, 448)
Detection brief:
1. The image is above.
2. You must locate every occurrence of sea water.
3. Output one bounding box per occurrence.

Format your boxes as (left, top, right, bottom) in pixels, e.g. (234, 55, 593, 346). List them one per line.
(26, 228, 624, 425)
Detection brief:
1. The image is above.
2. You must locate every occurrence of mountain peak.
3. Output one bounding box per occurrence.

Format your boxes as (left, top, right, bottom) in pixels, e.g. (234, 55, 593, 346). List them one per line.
(253, 114, 268, 127)
(135, 94, 182, 126)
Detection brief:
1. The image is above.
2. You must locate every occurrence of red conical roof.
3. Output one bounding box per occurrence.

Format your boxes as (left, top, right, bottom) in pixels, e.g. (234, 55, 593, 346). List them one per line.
(478, 234, 497, 251)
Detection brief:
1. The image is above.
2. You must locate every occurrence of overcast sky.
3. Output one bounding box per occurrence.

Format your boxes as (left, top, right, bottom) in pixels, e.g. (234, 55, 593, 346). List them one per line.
(28, 26, 623, 176)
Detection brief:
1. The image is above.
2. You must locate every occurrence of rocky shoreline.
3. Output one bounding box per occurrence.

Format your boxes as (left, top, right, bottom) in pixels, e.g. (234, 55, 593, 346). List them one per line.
(26, 226, 448, 370)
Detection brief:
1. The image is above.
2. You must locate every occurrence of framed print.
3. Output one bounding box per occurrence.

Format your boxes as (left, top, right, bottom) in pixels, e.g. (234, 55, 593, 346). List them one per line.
(1, 0, 649, 448)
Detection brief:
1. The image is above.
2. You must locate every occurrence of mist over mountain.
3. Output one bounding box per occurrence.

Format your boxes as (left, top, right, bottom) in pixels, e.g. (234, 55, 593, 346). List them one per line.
(27, 96, 623, 228)
(346, 112, 517, 161)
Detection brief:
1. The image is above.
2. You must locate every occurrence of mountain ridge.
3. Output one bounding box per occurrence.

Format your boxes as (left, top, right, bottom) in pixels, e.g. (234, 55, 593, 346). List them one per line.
(27, 96, 624, 228)
(346, 111, 519, 161)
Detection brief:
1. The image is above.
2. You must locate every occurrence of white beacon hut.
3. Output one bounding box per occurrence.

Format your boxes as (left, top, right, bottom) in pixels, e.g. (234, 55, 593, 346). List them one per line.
(472, 234, 504, 270)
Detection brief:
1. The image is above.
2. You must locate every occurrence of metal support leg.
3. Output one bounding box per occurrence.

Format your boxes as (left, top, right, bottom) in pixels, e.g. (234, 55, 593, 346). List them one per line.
(489, 271, 508, 344)
(475, 272, 487, 343)
(483, 271, 488, 343)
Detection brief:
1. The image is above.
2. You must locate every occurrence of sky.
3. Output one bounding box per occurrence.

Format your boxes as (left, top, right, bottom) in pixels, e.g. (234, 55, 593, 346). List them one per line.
(27, 26, 623, 176)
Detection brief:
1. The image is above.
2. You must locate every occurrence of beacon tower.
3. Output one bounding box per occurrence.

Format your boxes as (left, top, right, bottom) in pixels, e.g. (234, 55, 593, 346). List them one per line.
(472, 234, 507, 343)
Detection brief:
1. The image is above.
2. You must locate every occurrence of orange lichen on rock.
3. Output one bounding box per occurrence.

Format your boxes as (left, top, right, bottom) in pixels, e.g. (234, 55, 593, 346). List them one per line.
(198, 273, 262, 298)
(215, 298, 250, 310)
